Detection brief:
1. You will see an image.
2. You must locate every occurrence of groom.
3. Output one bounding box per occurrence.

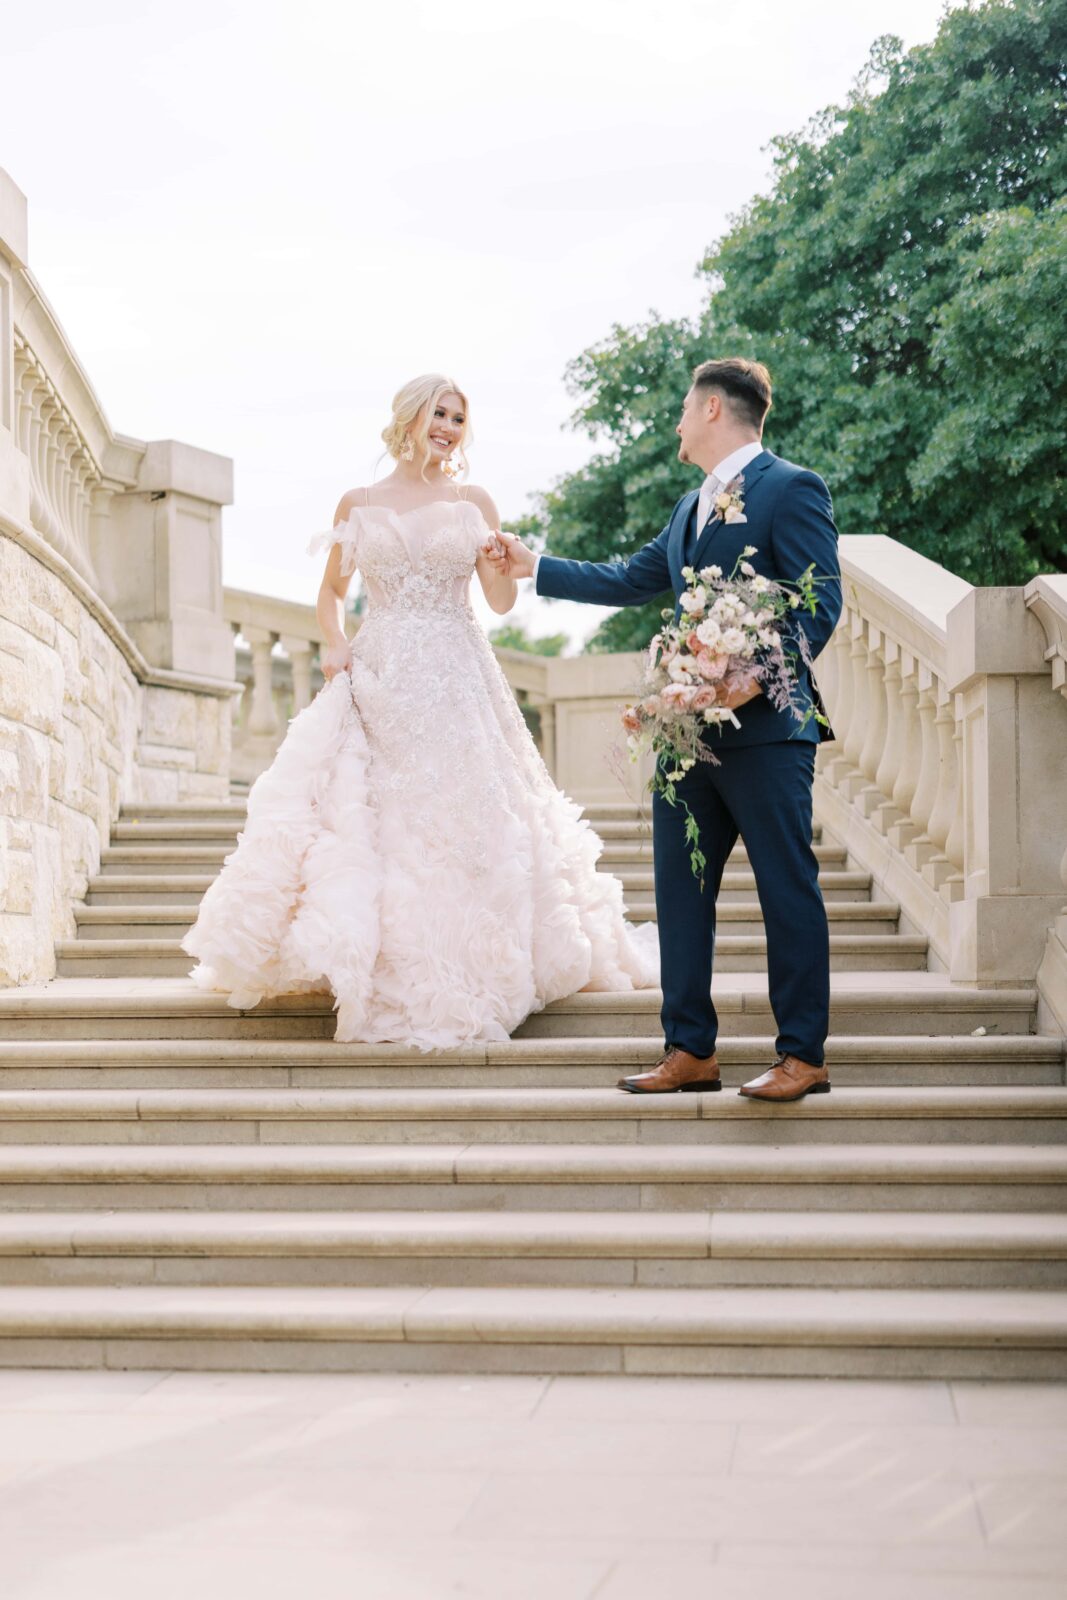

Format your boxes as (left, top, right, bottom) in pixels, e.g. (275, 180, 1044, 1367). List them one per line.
(491, 358, 843, 1101)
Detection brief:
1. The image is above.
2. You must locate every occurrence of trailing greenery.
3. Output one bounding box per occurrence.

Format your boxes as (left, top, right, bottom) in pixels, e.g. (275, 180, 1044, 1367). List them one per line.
(523, 0, 1067, 652)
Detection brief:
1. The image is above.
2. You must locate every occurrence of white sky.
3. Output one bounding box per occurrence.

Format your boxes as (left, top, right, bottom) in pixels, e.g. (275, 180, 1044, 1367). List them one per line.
(3, 0, 948, 646)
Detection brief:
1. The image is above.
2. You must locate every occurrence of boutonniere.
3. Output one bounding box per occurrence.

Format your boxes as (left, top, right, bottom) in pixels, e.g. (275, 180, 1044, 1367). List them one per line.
(713, 476, 747, 525)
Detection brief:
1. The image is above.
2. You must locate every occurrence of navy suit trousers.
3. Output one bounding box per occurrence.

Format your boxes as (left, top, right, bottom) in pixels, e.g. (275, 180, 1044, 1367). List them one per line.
(653, 740, 829, 1065)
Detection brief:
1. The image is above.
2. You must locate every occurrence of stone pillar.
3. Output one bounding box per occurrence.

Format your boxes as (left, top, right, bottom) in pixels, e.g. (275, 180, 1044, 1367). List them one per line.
(92, 439, 235, 683)
(244, 627, 279, 739)
(945, 587, 1067, 984)
(280, 636, 315, 714)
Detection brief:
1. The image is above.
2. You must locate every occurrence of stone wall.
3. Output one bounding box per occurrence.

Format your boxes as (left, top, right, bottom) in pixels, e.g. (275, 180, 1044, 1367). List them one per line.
(0, 529, 231, 985)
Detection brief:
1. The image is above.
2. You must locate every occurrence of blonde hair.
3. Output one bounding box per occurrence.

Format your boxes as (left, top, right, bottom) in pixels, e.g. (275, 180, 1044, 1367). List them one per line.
(381, 373, 472, 480)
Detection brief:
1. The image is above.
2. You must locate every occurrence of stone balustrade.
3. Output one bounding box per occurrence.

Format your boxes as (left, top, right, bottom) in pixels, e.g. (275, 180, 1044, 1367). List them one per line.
(1, 169, 237, 984)
(223, 588, 335, 786)
(815, 537, 1067, 992)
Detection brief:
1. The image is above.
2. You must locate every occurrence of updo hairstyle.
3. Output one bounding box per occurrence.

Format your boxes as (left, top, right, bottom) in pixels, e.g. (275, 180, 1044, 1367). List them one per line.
(381, 373, 472, 480)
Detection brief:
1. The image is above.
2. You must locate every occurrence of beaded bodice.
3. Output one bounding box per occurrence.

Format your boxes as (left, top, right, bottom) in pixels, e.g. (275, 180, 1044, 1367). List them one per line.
(331, 499, 488, 623)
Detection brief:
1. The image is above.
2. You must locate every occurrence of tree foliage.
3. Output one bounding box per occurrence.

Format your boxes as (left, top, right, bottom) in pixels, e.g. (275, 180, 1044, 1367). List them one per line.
(524, 0, 1067, 650)
(488, 622, 568, 656)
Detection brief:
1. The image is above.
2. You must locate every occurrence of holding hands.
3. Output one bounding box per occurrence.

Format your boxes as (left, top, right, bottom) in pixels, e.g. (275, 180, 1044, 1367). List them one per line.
(483, 530, 537, 582)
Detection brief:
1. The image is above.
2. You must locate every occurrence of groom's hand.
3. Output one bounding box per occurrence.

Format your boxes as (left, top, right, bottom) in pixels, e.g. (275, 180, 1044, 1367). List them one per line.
(485, 531, 537, 581)
(717, 681, 762, 712)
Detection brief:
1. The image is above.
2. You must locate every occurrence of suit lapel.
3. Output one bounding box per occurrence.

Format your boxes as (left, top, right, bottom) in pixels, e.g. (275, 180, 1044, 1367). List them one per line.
(668, 490, 700, 589)
(689, 449, 775, 575)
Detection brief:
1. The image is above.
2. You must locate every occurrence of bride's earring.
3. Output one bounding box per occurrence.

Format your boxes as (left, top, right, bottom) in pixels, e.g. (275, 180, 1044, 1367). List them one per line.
(400, 436, 415, 462)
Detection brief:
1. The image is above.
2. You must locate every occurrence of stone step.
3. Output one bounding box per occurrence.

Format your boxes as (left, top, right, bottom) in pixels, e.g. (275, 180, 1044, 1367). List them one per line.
(614, 868, 873, 903)
(86, 875, 216, 906)
(0, 1086, 1062, 1146)
(0, 1283, 1061, 1378)
(0, 977, 1036, 1040)
(119, 800, 649, 824)
(97, 840, 845, 876)
(84, 867, 876, 907)
(0, 1141, 1062, 1213)
(54, 934, 928, 979)
(105, 815, 688, 847)
(1, 1209, 1064, 1291)
(119, 802, 250, 824)
(0, 1034, 1059, 1088)
(598, 842, 845, 868)
(71, 902, 903, 942)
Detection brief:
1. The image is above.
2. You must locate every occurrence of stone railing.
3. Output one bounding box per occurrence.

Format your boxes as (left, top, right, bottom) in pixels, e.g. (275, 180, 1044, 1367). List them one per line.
(1024, 575, 1067, 1032)
(815, 536, 1067, 990)
(1, 168, 238, 984)
(223, 610, 652, 803)
(224, 589, 335, 786)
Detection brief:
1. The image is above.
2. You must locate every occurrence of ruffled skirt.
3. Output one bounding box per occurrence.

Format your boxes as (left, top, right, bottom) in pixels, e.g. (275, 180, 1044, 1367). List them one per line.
(182, 651, 659, 1048)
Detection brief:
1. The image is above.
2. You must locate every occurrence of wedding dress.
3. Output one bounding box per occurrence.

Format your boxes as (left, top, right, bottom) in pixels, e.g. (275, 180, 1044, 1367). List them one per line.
(182, 492, 659, 1048)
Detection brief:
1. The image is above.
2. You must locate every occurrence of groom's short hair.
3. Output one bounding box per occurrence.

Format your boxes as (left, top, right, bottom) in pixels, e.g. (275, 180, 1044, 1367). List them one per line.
(692, 358, 772, 431)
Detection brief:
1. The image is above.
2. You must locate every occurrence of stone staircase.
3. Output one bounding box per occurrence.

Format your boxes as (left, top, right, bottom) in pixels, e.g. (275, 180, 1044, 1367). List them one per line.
(0, 798, 1064, 1376)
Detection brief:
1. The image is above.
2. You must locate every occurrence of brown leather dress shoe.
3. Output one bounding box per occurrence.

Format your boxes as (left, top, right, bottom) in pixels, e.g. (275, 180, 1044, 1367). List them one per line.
(618, 1047, 721, 1094)
(739, 1054, 830, 1101)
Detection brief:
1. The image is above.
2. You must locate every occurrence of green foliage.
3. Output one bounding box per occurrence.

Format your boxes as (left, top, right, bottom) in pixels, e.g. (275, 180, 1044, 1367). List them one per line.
(488, 622, 568, 657)
(527, 0, 1067, 650)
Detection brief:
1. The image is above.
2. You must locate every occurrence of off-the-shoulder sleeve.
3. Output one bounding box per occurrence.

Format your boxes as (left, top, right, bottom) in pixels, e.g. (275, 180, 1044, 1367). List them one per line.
(307, 509, 360, 576)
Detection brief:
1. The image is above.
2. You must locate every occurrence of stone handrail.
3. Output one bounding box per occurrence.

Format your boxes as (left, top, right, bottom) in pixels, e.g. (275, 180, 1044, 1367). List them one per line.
(816, 536, 1067, 991)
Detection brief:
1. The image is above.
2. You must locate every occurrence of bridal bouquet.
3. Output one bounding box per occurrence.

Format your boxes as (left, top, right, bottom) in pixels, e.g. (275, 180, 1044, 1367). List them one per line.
(621, 547, 823, 882)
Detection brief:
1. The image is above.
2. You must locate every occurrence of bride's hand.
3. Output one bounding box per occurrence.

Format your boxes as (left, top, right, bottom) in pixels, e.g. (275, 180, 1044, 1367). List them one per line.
(485, 530, 537, 581)
(321, 641, 352, 681)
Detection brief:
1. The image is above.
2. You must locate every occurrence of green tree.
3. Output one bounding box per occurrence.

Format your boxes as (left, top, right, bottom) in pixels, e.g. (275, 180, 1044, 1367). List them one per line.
(488, 622, 568, 656)
(526, 0, 1067, 648)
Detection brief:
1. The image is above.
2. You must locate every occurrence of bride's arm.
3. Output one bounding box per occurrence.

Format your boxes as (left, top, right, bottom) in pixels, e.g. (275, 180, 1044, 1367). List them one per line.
(470, 486, 517, 616)
(315, 491, 357, 678)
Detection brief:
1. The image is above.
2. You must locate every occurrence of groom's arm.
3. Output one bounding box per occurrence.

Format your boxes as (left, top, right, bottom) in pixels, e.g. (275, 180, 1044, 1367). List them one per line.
(535, 518, 674, 607)
(771, 471, 843, 660)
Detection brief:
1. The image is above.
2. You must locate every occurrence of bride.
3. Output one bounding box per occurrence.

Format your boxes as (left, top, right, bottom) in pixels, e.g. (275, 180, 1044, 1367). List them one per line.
(182, 373, 658, 1048)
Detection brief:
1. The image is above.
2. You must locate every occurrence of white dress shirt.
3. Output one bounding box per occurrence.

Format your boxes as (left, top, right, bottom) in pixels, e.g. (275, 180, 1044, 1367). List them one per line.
(533, 437, 765, 586)
(695, 439, 765, 538)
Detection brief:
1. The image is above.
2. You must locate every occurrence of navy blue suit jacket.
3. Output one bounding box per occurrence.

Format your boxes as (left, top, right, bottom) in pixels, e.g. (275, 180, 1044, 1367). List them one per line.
(535, 450, 843, 748)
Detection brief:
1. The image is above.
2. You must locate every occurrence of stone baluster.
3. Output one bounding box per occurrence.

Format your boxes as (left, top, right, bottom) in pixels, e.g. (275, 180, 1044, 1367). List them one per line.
(244, 626, 280, 739)
(921, 687, 958, 890)
(942, 701, 965, 900)
(280, 635, 315, 714)
(821, 621, 854, 786)
(839, 620, 871, 801)
(872, 641, 904, 832)
(855, 627, 888, 816)
(899, 677, 940, 866)
(539, 701, 557, 778)
(885, 657, 922, 848)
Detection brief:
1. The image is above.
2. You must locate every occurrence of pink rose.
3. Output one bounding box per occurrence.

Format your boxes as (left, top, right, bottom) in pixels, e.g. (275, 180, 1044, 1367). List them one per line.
(661, 683, 697, 711)
(690, 687, 720, 711)
(621, 706, 642, 733)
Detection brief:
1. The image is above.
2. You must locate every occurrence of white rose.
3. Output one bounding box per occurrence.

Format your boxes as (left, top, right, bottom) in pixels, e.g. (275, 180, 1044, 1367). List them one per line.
(695, 618, 722, 648)
(739, 561, 756, 578)
(667, 656, 693, 682)
(679, 585, 706, 615)
(721, 627, 746, 653)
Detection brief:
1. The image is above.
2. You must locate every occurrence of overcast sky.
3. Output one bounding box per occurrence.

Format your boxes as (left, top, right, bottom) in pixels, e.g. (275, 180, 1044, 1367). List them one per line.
(4, 0, 948, 645)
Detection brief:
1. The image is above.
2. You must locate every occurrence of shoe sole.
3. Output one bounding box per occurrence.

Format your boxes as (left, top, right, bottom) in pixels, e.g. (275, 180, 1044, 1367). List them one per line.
(617, 1079, 723, 1095)
(738, 1081, 832, 1101)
